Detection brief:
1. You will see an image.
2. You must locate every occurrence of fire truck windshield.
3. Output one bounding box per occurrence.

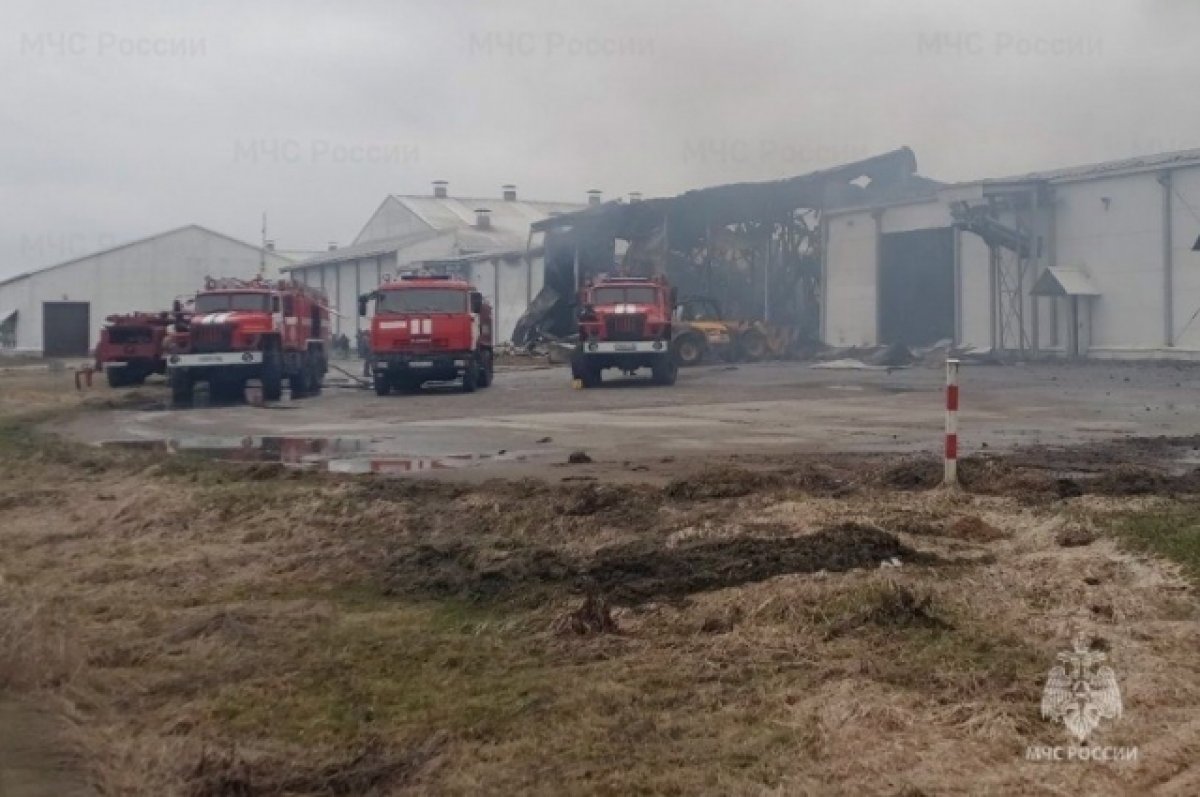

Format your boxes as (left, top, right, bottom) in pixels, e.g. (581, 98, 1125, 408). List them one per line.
(591, 286, 658, 305)
(195, 293, 270, 313)
(378, 288, 467, 313)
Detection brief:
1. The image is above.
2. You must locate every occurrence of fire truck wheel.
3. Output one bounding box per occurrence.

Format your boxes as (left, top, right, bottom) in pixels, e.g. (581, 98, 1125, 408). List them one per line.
(462, 362, 479, 393)
(652, 356, 678, 386)
(289, 366, 309, 399)
(306, 358, 323, 395)
(262, 351, 284, 402)
(169, 370, 193, 406)
(373, 374, 391, 396)
(478, 351, 494, 388)
(106, 368, 128, 389)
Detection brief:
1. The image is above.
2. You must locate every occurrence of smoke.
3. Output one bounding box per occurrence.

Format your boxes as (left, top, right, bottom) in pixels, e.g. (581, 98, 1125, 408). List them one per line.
(1, 0, 1196, 278)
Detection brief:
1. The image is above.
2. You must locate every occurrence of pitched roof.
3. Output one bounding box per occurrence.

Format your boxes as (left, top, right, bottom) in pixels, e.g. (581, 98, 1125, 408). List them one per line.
(1031, 267, 1101, 297)
(393, 194, 584, 250)
(987, 146, 1200, 185)
(293, 194, 585, 271)
(0, 224, 288, 288)
(284, 228, 452, 269)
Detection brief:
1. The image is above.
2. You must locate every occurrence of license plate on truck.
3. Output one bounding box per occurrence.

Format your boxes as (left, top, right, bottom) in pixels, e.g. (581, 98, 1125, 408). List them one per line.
(614, 343, 636, 352)
(409, 361, 433, 368)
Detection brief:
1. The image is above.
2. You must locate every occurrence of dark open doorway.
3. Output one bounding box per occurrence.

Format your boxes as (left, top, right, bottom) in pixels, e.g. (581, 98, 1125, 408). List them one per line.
(878, 228, 954, 347)
(42, 301, 90, 357)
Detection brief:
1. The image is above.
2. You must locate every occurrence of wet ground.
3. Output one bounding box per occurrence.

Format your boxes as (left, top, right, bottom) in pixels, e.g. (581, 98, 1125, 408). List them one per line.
(60, 358, 1200, 479)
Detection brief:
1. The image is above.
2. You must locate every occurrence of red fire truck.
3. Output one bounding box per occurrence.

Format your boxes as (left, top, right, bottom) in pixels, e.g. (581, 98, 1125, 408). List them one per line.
(572, 274, 678, 387)
(166, 276, 330, 405)
(94, 311, 174, 387)
(358, 274, 494, 395)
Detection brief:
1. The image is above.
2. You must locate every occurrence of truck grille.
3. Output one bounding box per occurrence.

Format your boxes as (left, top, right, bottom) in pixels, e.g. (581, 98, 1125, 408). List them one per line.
(605, 314, 646, 341)
(190, 324, 234, 353)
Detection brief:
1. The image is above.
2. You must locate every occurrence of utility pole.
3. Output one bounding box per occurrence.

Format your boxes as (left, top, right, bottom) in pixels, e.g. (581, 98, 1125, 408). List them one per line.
(259, 212, 267, 277)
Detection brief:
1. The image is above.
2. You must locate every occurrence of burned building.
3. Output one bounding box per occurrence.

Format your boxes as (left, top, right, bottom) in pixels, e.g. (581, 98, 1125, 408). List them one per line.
(517, 145, 1200, 361)
(513, 148, 940, 349)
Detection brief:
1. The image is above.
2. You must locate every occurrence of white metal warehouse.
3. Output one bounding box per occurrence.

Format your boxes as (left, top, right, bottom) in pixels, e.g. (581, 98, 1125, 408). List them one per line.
(823, 148, 1200, 358)
(284, 183, 584, 343)
(0, 225, 293, 356)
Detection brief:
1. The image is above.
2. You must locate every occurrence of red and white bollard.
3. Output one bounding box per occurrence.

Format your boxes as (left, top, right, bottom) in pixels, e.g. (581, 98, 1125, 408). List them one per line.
(944, 358, 960, 486)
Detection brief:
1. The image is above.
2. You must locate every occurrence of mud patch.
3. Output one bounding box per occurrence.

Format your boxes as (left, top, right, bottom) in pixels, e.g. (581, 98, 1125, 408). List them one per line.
(387, 524, 935, 605)
(581, 523, 936, 604)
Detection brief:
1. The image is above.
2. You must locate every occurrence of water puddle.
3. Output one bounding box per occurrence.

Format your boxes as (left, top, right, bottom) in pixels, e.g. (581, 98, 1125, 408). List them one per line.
(100, 436, 534, 475)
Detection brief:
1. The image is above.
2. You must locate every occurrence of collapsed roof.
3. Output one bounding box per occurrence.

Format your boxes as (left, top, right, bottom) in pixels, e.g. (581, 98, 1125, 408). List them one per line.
(532, 147, 940, 246)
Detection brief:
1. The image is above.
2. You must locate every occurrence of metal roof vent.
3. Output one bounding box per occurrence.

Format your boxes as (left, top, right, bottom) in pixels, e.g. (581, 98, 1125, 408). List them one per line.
(327, 241, 338, 251)
(432, 180, 448, 198)
(629, 191, 643, 203)
(474, 208, 492, 230)
(502, 184, 517, 201)
(587, 189, 602, 206)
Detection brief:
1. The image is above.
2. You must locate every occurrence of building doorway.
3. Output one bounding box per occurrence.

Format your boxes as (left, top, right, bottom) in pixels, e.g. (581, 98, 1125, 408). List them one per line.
(42, 301, 90, 356)
(878, 228, 955, 347)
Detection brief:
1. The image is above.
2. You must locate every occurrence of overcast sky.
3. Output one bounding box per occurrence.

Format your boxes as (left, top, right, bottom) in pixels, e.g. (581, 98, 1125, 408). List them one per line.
(1, 0, 1196, 278)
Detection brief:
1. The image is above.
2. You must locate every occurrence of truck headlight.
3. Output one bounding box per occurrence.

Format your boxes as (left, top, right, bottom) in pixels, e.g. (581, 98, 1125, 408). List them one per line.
(241, 352, 255, 362)
(652, 341, 664, 351)
(588, 342, 598, 352)
(169, 354, 180, 364)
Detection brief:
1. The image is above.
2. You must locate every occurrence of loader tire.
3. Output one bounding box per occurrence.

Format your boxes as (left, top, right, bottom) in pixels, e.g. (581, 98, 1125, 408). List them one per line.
(373, 373, 391, 396)
(672, 334, 706, 367)
(737, 330, 768, 362)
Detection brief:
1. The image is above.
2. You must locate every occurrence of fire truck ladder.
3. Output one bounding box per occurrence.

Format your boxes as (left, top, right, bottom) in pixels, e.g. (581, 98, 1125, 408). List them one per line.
(950, 203, 1033, 354)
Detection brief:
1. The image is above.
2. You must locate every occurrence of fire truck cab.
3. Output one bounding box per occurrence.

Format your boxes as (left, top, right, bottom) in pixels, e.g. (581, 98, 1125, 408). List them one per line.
(359, 274, 494, 395)
(572, 274, 678, 387)
(94, 311, 173, 387)
(166, 277, 330, 405)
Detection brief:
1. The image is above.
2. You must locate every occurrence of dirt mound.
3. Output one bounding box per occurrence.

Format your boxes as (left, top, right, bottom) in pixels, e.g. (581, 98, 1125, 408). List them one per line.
(582, 523, 935, 604)
(664, 466, 781, 500)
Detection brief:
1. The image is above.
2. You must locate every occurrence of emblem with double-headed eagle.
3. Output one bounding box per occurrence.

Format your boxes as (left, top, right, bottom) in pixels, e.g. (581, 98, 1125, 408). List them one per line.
(1041, 634, 1123, 742)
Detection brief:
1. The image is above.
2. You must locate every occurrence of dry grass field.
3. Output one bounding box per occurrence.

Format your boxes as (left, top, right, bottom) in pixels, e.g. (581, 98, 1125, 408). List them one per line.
(2, 369, 1199, 794)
